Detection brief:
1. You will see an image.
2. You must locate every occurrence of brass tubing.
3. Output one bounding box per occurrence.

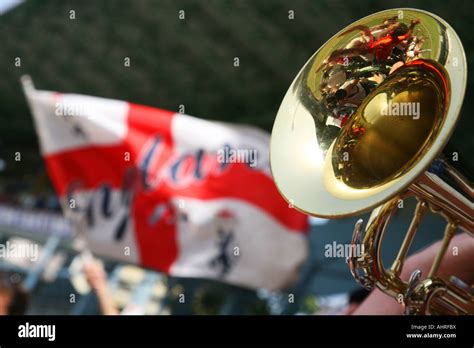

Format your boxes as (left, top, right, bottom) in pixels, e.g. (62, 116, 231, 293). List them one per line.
(428, 221, 457, 278)
(391, 200, 428, 276)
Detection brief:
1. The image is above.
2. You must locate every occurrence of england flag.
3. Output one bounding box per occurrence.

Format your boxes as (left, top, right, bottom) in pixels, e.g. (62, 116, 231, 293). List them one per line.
(23, 77, 308, 290)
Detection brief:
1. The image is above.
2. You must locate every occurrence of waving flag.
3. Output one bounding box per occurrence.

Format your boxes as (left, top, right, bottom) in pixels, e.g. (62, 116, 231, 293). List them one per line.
(23, 78, 308, 290)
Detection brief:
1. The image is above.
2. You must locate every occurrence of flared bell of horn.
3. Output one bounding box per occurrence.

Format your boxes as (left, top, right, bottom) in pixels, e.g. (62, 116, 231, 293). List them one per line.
(270, 8, 467, 218)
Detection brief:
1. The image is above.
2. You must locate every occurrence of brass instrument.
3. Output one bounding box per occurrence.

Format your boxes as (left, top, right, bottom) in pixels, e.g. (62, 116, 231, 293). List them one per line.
(270, 8, 473, 314)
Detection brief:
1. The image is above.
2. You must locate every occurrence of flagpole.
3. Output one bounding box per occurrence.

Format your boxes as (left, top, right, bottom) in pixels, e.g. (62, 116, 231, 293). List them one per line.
(20, 75, 35, 96)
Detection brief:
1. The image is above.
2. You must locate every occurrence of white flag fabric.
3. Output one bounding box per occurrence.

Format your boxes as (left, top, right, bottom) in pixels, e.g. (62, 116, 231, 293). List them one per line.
(25, 85, 309, 290)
